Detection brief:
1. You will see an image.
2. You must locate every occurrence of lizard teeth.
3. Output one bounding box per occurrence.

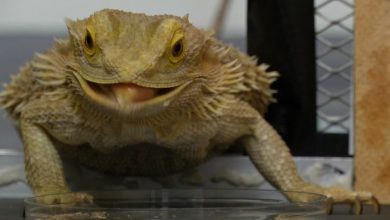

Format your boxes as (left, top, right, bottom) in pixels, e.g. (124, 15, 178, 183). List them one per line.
(110, 83, 156, 104)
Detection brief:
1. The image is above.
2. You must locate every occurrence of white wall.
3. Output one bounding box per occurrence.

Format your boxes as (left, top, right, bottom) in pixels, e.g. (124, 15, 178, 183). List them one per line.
(0, 0, 247, 38)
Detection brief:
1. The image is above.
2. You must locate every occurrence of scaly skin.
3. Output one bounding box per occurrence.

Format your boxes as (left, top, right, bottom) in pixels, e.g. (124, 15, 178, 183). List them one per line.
(0, 9, 378, 213)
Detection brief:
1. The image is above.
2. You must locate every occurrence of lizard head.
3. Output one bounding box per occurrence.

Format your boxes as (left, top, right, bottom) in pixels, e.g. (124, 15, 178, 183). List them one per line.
(65, 9, 208, 117)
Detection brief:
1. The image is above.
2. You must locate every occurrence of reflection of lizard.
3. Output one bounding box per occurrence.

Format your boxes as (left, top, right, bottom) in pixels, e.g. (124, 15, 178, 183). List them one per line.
(0, 9, 378, 213)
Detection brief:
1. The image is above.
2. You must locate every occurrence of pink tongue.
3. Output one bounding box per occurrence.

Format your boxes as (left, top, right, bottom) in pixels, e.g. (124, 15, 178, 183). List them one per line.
(111, 83, 156, 104)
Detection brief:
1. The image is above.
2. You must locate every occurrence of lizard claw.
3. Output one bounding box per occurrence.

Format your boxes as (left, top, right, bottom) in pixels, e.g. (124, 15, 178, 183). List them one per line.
(370, 196, 381, 214)
(325, 197, 334, 215)
(328, 189, 380, 215)
(345, 191, 380, 215)
(352, 193, 380, 215)
(353, 196, 363, 215)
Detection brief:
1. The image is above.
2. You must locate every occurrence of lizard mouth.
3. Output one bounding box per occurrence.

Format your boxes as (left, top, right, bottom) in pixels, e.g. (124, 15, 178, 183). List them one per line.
(73, 73, 190, 112)
(88, 82, 175, 105)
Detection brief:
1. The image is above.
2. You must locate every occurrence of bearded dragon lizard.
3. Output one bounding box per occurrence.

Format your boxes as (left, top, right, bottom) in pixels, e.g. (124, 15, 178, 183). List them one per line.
(0, 9, 379, 214)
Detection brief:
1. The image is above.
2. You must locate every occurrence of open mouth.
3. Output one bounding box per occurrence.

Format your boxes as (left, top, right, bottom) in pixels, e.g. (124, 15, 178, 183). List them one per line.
(88, 82, 175, 105)
(72, 72, 190, 113)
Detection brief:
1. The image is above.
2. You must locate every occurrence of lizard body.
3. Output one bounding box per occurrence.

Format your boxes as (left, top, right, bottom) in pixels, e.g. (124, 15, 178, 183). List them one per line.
(0, 9, 378, 213)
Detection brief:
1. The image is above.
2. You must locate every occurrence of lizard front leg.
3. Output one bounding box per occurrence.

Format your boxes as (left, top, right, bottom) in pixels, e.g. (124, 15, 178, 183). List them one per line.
(242, 115, 379, 214)
(20, 120, 92, 204)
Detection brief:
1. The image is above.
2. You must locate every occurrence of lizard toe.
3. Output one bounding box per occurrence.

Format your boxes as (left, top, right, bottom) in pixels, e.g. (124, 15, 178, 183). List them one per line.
(321, 187, 380, 215)
(287, 184, 380, 215)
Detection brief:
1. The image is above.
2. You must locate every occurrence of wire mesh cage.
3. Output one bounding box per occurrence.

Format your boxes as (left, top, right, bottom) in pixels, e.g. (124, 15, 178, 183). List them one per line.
(315, 0, 354, 134)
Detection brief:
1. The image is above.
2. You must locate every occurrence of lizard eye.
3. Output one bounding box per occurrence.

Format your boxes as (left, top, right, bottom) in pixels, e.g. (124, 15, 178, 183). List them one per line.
(167, 29, 185, 64)
(83, 27, 97, 56)
(171, 39, 183, 58)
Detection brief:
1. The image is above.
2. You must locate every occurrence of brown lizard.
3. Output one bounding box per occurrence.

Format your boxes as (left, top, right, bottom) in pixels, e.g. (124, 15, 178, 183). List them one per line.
(0, 9, 379, 214)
